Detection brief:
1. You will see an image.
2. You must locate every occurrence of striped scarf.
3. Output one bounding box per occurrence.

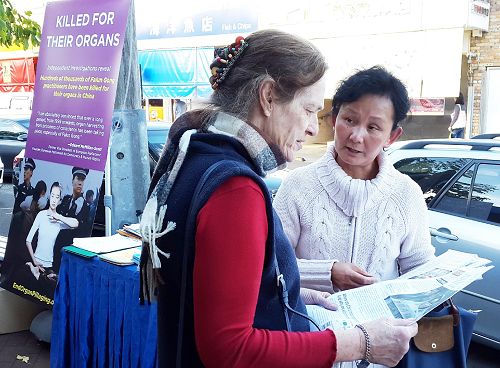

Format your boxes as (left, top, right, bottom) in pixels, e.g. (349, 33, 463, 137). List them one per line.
(139, 111, 286, 301)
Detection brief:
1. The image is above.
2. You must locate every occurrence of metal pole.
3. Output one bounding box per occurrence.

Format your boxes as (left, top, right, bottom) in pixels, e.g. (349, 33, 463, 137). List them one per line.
(104, 147, 112, 236)
(106, 0, 149, 234)
(466, 85, 474, 138)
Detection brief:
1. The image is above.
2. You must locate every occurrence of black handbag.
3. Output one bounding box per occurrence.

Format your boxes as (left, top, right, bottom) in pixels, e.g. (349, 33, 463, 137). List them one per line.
(396, 300, 477, 368)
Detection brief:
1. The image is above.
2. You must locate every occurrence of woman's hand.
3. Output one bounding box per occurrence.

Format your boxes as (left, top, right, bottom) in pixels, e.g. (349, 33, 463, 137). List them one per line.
(331, 262, 376, 290)
(33, 260, 45, 273)
(335, 317, 417, 365)
(363, 318, 418, 366)
(300, 288, 337, 310)
(48, 212, 60, 223)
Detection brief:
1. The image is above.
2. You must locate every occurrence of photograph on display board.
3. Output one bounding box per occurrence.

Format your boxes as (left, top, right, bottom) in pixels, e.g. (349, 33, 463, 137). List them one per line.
(0, 158, 102, 307)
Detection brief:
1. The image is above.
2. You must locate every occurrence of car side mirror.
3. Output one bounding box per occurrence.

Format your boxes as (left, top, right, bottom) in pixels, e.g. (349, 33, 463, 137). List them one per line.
(17, 133, 28, 141)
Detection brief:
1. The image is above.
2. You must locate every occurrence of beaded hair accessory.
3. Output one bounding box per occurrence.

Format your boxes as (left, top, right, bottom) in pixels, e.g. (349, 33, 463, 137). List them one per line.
(209, 36, 249, 90)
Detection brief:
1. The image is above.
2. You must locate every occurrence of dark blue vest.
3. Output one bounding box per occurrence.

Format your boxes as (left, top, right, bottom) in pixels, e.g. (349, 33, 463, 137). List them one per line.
(155, 133, 309, 367)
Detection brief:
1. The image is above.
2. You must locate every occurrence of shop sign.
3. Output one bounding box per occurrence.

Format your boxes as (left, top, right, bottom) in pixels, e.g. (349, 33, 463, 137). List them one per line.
(409, 98, 445, 115)
(467, 0, 490, 31)
(136, 7, 258, 39)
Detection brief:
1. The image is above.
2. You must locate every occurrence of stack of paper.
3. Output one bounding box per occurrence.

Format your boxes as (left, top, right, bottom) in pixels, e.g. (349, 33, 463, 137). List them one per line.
(116, 223, 141, 240)
(72, 233, 141, 254)
(132, 251, 141, 265)
(99, 246, 142, 266)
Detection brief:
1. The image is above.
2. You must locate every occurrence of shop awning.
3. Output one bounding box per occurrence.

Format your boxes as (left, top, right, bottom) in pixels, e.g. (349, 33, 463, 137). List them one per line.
(138, 47, 213, 99)
(0, 57, 37, 93)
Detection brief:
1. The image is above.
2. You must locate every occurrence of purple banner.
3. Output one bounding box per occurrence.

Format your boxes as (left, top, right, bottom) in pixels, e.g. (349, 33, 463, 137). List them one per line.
(0, 0, 129, 307)
(25, 0, 130, 171)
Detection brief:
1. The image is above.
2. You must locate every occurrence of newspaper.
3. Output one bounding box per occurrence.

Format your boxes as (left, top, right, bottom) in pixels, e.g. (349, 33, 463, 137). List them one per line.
(306, 250, 493, 331)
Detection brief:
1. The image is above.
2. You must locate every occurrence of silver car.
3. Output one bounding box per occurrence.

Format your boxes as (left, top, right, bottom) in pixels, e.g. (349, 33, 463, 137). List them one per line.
(388, 138, 500, 349)
(0, 156, 4, 187)
(0, 116, 30, 178)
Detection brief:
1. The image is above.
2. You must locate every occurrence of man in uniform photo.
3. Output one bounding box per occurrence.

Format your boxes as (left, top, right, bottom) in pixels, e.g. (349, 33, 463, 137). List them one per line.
(57, 166, 90, 223)
(0, 158, 37, 286)
(13, 158, 36, 214)
(53, 166, 91, 272)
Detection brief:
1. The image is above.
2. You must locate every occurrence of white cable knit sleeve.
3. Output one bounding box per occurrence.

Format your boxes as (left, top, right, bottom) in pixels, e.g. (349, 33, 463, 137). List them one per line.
(297, 258, 336, 292)
(273, 173, 302, 250)
(274, 167, 336, 293)
(397, 177, 436, 274)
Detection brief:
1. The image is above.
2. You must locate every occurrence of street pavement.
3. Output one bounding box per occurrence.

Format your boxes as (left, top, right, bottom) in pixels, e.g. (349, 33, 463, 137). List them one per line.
(0, 236, 6, 262)
(0, 182, 13, 238)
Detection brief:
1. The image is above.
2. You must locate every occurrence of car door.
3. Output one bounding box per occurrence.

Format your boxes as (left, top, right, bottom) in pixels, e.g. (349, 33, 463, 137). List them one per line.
(0, 119, 27, 174)
(429, 161, 500, 347)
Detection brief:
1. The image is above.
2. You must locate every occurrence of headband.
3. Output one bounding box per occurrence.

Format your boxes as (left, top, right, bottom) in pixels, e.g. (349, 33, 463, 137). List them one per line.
(209, 36, 248, 90)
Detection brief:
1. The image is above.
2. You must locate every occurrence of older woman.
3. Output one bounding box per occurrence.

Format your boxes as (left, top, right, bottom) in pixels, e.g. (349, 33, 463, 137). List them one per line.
(274, 65, 434, 367)
(140, 34, 416, 368)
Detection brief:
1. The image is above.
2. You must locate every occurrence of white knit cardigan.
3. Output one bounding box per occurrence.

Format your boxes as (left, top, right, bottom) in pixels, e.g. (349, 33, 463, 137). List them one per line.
(274, 145, 435, 293)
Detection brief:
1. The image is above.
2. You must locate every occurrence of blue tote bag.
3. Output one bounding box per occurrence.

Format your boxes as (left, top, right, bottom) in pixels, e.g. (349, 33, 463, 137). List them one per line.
(397, 300, 477, 368)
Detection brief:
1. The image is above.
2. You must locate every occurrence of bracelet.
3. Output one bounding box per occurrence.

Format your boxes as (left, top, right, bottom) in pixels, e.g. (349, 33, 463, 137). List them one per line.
(355, 324, 371, 368)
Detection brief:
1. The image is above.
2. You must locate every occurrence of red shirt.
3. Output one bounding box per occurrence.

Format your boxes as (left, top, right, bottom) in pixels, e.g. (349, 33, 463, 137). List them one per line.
(194, 176, 337, 367)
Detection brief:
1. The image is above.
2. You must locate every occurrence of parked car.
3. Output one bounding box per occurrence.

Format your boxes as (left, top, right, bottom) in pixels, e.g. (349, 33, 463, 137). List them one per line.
(472, 133, 500, 140)
(387, 138, 500, 349)
(146, 122, 171, 170)
(0, 156, 4, 187)
(0, 116, 30, 178)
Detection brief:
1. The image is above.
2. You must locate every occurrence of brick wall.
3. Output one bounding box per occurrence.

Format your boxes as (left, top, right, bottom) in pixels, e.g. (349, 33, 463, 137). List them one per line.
(469, 0, 500, 135)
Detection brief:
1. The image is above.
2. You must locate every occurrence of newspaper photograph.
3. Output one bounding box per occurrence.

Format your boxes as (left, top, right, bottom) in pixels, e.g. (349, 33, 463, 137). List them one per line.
(307, 250, 493, 331)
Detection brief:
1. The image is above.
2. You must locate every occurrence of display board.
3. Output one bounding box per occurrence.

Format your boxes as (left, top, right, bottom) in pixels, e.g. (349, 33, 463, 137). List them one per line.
(0, 0, 130, 307)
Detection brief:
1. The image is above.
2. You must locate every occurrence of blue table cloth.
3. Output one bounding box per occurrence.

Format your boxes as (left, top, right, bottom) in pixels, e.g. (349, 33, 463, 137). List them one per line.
(51, 251, 157, 368)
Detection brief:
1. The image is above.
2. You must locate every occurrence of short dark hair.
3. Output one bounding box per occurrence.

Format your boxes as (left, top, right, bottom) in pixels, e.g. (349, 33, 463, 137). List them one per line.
(85, 189, 94, 199)
(50, 181, 62, 196)
(33, 180, 47, 202)
(332, 66, 410, 130)
(210, 29, 328, 121)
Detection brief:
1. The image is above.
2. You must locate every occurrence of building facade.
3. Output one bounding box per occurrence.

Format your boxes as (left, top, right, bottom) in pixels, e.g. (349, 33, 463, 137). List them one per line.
(5, 0, 495, 136)
(135, 0, 494, 138)
(469, 0, 500, 135)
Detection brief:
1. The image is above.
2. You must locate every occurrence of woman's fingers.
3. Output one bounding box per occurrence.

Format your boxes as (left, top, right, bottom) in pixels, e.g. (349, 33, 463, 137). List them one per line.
(300, 289, 338, 310)
(363, 318, 417, 366)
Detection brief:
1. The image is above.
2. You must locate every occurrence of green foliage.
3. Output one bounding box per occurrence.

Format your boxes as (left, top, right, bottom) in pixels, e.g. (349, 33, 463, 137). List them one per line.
(0, 0, 41, 49)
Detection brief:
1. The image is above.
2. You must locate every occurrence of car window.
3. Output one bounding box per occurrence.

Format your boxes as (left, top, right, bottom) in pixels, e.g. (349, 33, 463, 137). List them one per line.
(433, 163, 500, 225)
(393, 157, 468, 203)
(16, 119, 30, 129)
(469, 164, 500, 224)
(149, 143, 163, 158)
(434, 167, 474, 216)
(147, 128, 169, 160)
